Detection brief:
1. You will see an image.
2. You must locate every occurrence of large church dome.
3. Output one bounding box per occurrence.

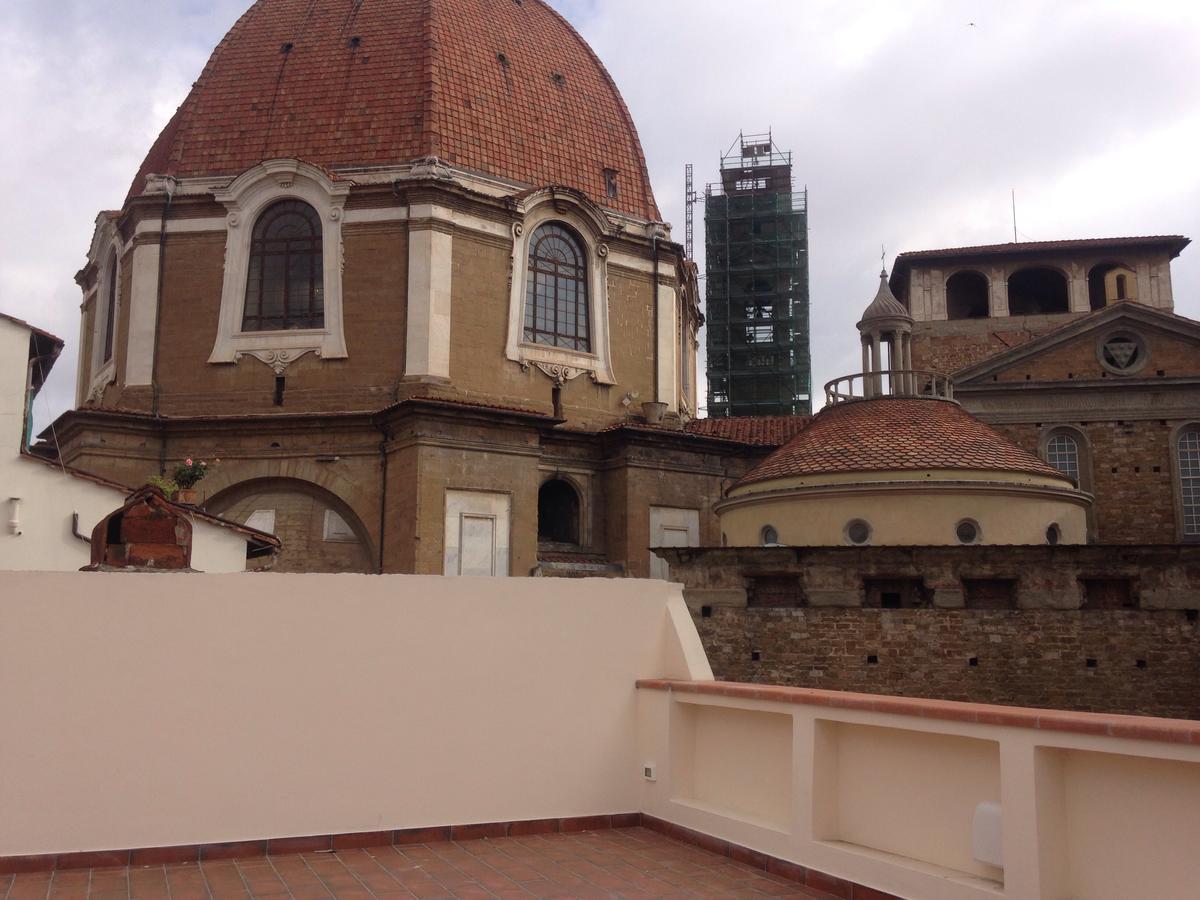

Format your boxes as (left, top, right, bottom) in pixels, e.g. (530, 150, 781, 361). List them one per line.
(130, 0, 659, 219)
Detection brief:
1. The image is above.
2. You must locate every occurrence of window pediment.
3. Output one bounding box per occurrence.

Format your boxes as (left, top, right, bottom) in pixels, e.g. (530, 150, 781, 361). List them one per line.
(209, 160, 350, 373)
(505, 194, 617, 385)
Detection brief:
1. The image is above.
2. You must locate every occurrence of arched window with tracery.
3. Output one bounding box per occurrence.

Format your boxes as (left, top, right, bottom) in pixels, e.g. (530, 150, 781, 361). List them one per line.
(242, 200, 324, 332)
(101, 249, 118, 364)
(1180, 428, 1200, 538)
(1045, 433, 1080, 484)
(524, 223, 590, 351)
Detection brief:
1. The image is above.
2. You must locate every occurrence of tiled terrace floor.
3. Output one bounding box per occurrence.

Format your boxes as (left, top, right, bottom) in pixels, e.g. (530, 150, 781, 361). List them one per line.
(1, 828, 835, 899)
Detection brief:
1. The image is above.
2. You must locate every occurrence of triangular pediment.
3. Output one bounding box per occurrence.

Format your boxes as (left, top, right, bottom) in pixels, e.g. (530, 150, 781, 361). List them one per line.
(954, 302, 1200, 385)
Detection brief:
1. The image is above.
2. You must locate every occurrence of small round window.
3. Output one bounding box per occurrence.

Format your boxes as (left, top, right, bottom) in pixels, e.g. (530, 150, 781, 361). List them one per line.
(1046, 523, 1061, 545)
(761, 525, 779, 546)
(845, 519, 871, 545)
(955, 519, 981, 545)
(1097, 332, 1147, 376)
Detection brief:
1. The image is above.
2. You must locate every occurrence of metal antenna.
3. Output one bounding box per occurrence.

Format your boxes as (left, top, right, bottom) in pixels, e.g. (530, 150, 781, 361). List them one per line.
(1012, 189, 1018, 243)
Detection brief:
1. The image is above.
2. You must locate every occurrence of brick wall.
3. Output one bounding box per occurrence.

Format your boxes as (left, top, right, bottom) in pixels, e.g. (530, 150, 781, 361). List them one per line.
(664, 545, 1200, 719)
(695, 607, 1200, 719)
(992, 420, 1181, 543)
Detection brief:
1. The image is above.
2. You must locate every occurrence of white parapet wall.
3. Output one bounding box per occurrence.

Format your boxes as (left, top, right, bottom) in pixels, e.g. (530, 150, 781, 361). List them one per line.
(0, 573, 711, 857)
(637, 681, 1200, 900)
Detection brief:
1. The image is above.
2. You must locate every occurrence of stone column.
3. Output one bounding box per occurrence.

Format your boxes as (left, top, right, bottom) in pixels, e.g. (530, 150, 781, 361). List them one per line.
(403, 219, 454, 383)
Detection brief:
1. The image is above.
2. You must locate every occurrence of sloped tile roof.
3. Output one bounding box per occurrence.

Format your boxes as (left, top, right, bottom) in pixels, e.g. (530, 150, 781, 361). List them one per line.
(128, 0, 659, 220)
(736, 398, 1068, 487)
(683, 416, 811, 447)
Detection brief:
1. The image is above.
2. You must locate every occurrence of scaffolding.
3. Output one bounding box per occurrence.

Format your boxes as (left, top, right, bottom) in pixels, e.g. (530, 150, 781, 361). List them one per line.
(704, 132, 810, 417)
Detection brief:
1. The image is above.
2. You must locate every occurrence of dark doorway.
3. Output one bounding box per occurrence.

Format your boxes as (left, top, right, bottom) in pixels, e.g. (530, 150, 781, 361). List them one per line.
(946, 271, 989, 320)
(538, 479, 581, 545)
(1008, 267, 1069, 316)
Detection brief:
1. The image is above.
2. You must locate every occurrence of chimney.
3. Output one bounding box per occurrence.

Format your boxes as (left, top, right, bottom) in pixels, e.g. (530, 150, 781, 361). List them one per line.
(84, 486, 194, 571)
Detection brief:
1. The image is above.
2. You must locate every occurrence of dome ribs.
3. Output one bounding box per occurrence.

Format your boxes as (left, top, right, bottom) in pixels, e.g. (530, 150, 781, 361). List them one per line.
(124, 0, 658, 220)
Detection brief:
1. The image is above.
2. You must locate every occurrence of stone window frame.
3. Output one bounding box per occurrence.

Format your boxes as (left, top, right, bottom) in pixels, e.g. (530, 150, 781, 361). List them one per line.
(1095, 328, 1150, 377)
(1170, 421, 1200, 543)
(1039, 424, 1095, 540)
(504, 189, 616, 385)
(954, 518, 982, 545)
(844, 518, 872, 546)
(536, 471, 589, 548)
(1038, 425, 1092, 492)
(760, 524, 779, 547)
(87, 232, 123, 401)
(208, 159, 351, 375)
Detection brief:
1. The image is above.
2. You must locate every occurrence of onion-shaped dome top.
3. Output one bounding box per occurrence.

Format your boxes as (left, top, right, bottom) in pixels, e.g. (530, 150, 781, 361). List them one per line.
(735, 397, 1070, 488)
(858, 269, 912, 328)
(129, 0, 659, 220)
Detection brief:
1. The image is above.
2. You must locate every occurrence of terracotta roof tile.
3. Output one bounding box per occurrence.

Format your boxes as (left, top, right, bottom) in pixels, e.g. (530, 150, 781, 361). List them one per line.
(736, 398, 1069, 487)
(129, 0, 659, 220)
(683, 416, 811, 447)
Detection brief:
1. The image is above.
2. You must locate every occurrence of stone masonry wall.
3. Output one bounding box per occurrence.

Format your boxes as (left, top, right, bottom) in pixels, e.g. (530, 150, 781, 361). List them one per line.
(695, 607, 1200, 720)
(663, 546, 1200, 719)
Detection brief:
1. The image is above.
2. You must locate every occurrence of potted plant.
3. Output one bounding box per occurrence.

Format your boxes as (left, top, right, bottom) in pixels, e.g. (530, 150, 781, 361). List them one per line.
(145, 457, 217, 504)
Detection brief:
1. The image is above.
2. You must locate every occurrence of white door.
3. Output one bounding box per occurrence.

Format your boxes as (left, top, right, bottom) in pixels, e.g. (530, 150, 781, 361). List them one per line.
(648, 506, 700, 581)
(444, 491, 511, 576)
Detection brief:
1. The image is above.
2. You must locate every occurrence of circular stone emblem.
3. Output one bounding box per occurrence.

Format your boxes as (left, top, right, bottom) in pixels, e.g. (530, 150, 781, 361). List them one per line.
(1097, 332, 1147, 376)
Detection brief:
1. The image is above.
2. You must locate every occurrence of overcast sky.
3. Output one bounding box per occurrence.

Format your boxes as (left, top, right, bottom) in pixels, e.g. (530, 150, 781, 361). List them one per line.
(3, 0, 1198, 429)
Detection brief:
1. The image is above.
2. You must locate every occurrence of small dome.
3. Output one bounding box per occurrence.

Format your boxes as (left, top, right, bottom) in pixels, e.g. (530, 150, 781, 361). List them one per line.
(858, 269, 912, 327)
(129, 0, 659, 219)
(736, 397, 1069, 488)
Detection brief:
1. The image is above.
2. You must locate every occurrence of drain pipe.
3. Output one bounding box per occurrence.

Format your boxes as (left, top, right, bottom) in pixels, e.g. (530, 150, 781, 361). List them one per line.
(651, 231, 661, 404)
(150, 185, 174, 473)
(376, 421, 389, 574)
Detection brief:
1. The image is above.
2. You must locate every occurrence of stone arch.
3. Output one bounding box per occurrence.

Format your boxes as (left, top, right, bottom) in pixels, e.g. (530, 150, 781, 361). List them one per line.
(945, 270, 990, 320)
(1008, 266, 1069, 316)
(538, 477, 583, 546)
(205, 476, 376, 572)
(1087, 261, 1137, 310)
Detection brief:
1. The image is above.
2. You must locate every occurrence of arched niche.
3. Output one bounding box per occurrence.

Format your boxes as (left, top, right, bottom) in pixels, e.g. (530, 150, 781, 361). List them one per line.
(205, 477, 375, 572)
(1008, 267, 1069, 316)
(946, 270, 990, 320)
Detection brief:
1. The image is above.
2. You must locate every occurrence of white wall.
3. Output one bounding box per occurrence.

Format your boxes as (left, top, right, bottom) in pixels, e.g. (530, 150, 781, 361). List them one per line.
(0, 317, 253, 573)
(0, 573, 710, 856)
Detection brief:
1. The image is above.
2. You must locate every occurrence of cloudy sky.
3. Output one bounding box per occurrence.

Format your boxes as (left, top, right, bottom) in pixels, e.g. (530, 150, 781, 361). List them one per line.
(2, 0, 1198, 428)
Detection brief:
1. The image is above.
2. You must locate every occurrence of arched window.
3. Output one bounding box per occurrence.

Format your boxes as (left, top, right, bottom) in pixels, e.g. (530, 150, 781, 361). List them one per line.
(946, 271, 989, 320)
(538, 479, 581, 545)
(101, 249, 118, 364)
(524, 224, 590, 351)
(760, 525, 779, 546)
(1008, 267, 1069, 316)
(1045, 433, 1081, 484)
(242, 200, 324, 332)
(1180, 428, 1200, 538)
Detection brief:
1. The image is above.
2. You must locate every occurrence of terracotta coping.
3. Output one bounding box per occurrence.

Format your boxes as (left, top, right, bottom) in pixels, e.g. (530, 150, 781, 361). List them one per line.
(636, 680, 1200, 746)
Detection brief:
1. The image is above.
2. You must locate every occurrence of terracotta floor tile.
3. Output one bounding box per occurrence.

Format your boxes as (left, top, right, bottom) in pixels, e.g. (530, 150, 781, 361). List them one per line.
(7, 826, 854, 898)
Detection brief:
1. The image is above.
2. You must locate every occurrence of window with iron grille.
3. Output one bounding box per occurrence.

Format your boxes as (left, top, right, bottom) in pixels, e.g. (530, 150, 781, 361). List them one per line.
(524, 223, 590, 351)
(1045, 434, 1080, 483)
(242, 200, 324, 332)
(1181, 429, 1200, 537)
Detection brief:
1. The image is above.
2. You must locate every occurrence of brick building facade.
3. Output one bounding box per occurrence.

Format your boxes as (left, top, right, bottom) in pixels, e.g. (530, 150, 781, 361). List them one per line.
(895, 238, 1200, 544)
(49, 0, 795, 577)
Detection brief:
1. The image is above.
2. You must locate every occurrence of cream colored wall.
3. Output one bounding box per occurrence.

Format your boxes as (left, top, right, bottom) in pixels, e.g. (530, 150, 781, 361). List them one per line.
(719, 469, 1089, 546)
(0, 319, 252, 573)
(0, 573, 709, 855)
(638, 689, 1200, 900)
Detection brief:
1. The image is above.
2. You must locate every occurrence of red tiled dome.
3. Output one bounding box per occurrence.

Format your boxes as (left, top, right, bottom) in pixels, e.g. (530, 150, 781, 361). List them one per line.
(129, 0, 659, 219)
(736, 398, 1069, 488)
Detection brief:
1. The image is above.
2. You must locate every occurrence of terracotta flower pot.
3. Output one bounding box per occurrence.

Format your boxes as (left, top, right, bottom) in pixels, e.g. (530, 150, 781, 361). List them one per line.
(175, 488, 199, 505)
